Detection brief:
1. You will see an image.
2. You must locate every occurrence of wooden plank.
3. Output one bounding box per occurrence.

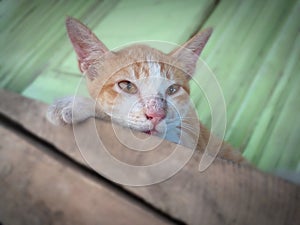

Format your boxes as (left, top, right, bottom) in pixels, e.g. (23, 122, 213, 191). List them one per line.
(0, 90, 299, 225)
(0, 125, 172, 225)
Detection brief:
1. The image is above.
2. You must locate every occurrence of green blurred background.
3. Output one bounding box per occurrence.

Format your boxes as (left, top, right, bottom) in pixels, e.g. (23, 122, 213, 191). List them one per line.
(1, 0, 300, 173)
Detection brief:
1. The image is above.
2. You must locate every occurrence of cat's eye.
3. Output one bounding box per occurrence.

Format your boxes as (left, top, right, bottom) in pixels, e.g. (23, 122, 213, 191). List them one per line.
(166, 84, 180, 95)
(118, 80, 138, 94)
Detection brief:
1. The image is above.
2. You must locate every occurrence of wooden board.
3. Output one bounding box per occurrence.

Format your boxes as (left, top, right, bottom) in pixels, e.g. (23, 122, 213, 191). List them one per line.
(0, 126, 172, 225)
(0, 89, 299, 225)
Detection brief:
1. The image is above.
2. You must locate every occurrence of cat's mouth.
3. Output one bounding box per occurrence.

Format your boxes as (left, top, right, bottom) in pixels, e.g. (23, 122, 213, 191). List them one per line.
(142, 120, 167, 136)
(143, 129, 158, 135)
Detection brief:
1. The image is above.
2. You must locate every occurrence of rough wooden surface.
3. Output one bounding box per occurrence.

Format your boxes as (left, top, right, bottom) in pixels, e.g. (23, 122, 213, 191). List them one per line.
(0, 125, 172, 225)
(1, 89, 299, 225)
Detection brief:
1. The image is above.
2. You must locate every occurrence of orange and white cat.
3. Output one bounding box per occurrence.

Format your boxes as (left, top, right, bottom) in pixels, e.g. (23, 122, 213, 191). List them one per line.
(47, 17, 245, 163)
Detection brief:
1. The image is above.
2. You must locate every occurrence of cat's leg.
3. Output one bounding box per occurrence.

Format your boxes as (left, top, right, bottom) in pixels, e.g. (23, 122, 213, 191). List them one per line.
(47, 96, 106, 125)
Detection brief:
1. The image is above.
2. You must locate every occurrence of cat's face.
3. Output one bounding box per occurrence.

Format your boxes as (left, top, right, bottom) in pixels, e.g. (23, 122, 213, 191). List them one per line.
(66, 17, 212, 145)
(89, 46, 194, 143)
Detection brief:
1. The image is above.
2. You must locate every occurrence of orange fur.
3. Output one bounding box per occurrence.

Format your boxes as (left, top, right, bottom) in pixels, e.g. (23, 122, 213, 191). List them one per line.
(60, 17, 247, 163)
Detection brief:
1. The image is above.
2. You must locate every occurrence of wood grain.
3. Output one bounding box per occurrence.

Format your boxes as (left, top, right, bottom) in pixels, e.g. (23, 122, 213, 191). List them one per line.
(0, 125, 172, 225)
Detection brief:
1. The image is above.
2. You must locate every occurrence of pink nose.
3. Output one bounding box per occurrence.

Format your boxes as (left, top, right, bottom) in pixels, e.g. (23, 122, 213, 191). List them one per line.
(144, 97, 166, 125)
(145, 111, 166, 125)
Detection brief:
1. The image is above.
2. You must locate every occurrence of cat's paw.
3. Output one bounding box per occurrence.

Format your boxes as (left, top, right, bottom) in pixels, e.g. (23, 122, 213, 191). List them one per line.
(47, 97, 77, 125)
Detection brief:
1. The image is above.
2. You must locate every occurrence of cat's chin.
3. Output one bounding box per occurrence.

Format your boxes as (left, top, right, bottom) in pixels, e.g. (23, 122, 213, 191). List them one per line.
(143, 130, 159, 135)
(143, 122, 168, 137)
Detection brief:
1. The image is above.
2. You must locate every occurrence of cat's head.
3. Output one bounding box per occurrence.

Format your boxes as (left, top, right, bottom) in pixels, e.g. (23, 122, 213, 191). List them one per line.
(66, 17, 212, 144)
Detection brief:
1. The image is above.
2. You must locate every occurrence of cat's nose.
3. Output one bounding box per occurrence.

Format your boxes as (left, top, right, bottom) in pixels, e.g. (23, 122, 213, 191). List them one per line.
(144, 97, 166, 125)
(145, 111, 166, 125)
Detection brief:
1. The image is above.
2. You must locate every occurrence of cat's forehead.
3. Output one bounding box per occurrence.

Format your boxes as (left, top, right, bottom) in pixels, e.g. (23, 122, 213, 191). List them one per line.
(130, 60, 164, 80)
(117, 44, 167, 60)
(113, 45, 186, 81)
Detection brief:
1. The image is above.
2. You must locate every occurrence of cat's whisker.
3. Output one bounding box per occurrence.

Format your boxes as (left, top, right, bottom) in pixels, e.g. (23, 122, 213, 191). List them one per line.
(166, 116, 199, 124)
(177, 122, 199, 135)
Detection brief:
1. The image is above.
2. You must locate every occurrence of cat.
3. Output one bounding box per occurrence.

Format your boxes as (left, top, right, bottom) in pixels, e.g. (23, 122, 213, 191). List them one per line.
(47, 17, 246, 164)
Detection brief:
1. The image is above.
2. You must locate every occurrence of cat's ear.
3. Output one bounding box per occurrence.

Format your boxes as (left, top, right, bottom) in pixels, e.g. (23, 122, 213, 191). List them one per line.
(66, 17, 109, 79)
(169, 28, 212, 77)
